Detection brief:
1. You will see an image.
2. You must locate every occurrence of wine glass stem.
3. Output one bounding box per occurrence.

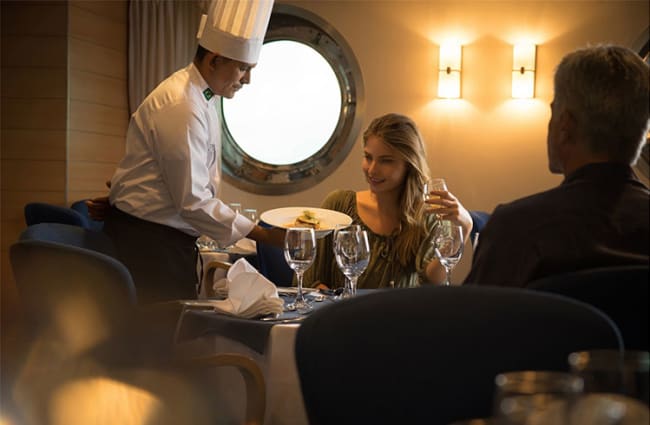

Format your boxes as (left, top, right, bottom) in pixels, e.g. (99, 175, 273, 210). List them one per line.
(296, 271, 305, 302)
(349, 276, 358, 296)
(344, 277, 351, 295)
(444, 267, 452, 286)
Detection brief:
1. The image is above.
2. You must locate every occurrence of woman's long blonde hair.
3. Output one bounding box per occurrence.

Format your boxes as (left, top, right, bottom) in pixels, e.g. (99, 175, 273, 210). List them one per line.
(363, 113, 430, 269)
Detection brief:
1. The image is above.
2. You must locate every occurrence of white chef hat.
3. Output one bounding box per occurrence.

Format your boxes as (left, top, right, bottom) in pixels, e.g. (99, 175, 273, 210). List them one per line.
(197, 0, 274, 65)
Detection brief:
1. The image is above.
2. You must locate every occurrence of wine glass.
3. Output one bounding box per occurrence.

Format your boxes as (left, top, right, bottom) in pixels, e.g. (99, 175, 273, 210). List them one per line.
(432, 221, 464, 286)
(493, 371, 584, 425)
(568, 349, 649, 404)
(332, 224, 363, 291)
(229, 202, 242, 215)
(423, 177, 448, 202)
(424, 178, 448, 221)
(243, 208, 258, 224)
(284, 227, 317, 313)
(334, 228, 370, 298)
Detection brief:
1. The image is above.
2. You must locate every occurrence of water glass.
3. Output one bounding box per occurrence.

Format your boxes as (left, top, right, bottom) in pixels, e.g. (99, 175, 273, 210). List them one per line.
(243, 208, 258, 223)
(493, 371, 584, 424)
(569, 393, 649, 425)
(568, 349, 649, 404)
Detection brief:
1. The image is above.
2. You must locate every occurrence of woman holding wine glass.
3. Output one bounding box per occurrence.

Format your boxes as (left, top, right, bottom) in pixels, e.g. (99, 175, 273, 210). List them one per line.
(302, 113, 473, 289)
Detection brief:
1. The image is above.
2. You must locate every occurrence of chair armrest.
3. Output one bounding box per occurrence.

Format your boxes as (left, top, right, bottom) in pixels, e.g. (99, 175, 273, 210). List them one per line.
(190, 353, 266, 425)
(206, 260, 232, 272)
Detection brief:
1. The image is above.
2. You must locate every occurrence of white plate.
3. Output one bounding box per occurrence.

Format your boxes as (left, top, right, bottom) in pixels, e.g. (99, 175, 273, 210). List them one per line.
(260, 207, 352, 238)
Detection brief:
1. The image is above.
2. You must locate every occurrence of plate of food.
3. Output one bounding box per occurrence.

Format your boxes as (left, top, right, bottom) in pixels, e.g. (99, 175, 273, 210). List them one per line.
(260, 207, 352, 238)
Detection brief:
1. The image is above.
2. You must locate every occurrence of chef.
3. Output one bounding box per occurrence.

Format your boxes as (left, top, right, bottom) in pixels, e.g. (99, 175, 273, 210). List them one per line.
(104, 0, 284, 303)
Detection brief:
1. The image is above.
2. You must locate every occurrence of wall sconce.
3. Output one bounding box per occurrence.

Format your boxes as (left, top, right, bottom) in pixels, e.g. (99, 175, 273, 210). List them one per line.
(438, 43, 462, 99)
(512, 43, 536, 98)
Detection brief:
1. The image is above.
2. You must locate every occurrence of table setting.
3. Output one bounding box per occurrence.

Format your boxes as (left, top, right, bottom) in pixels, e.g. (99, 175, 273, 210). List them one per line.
(174, 205, 375, 425)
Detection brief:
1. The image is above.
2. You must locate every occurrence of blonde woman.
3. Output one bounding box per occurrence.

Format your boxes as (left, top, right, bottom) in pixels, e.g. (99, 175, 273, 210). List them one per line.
(304, 113, 473, 289)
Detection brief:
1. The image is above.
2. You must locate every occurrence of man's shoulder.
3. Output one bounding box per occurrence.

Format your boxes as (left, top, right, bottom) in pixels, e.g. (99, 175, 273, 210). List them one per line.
(491, 187, 559, 220)
(144, 65, 204, 109)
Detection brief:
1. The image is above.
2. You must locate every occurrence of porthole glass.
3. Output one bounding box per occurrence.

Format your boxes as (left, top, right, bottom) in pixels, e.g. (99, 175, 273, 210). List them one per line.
(223, 40, 342, 165)
(219, 4, 365, 195)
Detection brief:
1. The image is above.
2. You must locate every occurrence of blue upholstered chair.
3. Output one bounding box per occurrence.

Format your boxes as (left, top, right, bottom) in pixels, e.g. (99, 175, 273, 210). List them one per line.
(256, 220, 294, 285)
(294, 286, 622, 425)
(19, 222, 116, 258)
(469, 210, 491, 246)
(70, 199, 105, 231)
(24, 202, 90, 229)
(10, 239, 136, 329)
(528, 265, 649, 351)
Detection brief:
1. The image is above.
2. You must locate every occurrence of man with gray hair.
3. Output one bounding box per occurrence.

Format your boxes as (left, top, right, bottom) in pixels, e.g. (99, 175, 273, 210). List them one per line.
(465, 44, 649, 287)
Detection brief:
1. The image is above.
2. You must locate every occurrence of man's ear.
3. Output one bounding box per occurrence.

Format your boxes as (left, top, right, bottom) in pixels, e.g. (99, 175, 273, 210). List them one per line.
(558, 109, 577, 145)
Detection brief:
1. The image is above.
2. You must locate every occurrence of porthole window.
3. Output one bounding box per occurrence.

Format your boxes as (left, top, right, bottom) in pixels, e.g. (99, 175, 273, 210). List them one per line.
(219, 4, 365, 195)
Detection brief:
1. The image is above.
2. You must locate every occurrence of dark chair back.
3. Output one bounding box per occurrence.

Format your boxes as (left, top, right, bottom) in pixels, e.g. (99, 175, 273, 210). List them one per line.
(19, 222, 116, 257)
(9, 240, 262, 425)
(295, 286, 622, 425)
(10, 239, 137, 328)
(70, 199, 104, 231)
(24, 201, 90, 229)
(528, 265, 649, 351)
(256, 220, 294, 285)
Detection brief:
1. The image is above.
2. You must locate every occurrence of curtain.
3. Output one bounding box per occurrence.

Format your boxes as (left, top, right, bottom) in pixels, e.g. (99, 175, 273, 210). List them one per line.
(128, 0, 209, 113)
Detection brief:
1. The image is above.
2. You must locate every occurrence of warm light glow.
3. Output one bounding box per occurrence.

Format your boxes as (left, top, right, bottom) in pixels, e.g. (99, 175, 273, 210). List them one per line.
(438, 43, 462, 99)
(512, 43, 536, 98)
(50, 377, 163, 425)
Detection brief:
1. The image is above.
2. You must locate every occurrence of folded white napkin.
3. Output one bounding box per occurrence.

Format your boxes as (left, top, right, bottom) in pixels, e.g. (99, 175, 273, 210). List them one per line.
(211, 258, 284, 319)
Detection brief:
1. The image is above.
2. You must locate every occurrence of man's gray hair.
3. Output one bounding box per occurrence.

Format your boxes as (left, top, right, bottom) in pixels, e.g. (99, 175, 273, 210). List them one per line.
(554, 44, 649, 164)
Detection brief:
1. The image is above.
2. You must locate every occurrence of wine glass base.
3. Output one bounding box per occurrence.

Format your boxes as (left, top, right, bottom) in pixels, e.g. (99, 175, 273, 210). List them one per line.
(286, 298, 313, 314)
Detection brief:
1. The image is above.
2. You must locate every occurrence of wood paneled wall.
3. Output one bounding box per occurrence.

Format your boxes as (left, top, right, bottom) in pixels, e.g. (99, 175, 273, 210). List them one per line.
(0, 0, 128, 322)
(68, 0, 128, 202)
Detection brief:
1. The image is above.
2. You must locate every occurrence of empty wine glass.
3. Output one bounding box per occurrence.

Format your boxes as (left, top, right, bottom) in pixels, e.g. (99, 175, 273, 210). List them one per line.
(334, 228, 370, 298)
(229, 202, 242, 215)
(196, 235, 218, 251)
(332, 224, 363, 291)
(432, 221, 464, 286)
(284, 227, 317, 313)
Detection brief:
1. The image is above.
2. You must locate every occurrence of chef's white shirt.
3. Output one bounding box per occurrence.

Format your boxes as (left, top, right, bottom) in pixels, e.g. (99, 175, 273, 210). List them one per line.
(110, 63, 254, 247)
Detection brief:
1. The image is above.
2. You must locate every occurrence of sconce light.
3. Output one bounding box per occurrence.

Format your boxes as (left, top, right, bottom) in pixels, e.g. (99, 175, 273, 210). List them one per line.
(438, 43, 462, 99)
(512, 43, 536, 98)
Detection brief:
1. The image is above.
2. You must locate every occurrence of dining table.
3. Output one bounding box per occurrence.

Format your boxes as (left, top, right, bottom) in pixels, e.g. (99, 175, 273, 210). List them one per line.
(172, 289, 354, 425)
